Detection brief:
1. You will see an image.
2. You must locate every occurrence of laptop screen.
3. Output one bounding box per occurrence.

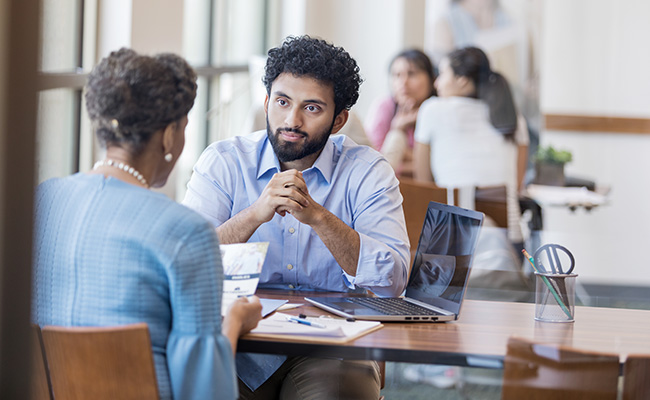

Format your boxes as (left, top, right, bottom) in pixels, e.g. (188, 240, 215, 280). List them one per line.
(405, 201, 483, 317)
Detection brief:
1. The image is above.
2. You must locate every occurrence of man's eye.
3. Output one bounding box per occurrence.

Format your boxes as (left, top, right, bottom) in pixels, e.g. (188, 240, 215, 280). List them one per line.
(306, 105, 319, 112)
(277, 99, 287, 106)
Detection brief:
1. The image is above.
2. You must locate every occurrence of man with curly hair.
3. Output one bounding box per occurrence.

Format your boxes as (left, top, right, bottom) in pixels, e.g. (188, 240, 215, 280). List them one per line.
(184, 35, 409, 399)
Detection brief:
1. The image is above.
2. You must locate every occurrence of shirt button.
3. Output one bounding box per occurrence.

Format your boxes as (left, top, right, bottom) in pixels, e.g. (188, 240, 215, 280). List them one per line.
(288, 284, 295, 289)
(287, 264, 294, 270)
(289, 227, 295, 234)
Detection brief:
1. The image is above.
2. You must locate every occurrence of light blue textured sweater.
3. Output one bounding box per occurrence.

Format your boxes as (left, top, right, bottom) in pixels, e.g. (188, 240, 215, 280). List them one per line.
(31, 173, 237, 399)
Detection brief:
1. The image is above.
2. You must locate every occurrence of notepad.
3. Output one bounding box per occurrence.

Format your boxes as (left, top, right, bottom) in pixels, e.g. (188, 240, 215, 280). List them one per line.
(247, 312, 383, 343)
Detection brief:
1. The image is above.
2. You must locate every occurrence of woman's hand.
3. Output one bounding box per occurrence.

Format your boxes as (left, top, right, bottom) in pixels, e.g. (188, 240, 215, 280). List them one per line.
(223, 295, 263, 354)
(391, 98, 419, 132)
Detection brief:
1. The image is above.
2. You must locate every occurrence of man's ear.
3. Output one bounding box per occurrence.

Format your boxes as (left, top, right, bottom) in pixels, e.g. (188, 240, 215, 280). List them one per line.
(162, 122, 176, 156)
(263, 94, 269, 116)
(331, 109, 349, 134)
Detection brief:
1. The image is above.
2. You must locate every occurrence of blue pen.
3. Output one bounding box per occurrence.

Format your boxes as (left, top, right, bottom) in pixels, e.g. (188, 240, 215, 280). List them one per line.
(286, 316, 326, 329)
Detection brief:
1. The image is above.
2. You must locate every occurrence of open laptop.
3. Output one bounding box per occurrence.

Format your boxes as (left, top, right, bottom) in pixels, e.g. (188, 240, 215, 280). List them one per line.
(305, 201, 483, 322)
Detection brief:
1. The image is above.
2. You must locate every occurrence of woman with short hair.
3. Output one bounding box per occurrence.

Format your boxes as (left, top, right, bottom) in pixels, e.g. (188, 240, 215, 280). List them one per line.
(31, 48, 262, 400)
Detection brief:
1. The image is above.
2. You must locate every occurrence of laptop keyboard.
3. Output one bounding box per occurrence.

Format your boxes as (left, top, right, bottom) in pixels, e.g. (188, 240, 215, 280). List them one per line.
(347, 297, 442, 316)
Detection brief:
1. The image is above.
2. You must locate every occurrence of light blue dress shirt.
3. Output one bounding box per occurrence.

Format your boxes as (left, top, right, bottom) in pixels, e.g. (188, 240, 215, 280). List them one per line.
(32, 174, 238, 400)
(183, 131, 410, 390)
(183, 130, 410, 296)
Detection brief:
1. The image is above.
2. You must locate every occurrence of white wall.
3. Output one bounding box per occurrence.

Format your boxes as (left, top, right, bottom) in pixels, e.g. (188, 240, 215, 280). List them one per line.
(539, 0, 650, 286)
(97, 0, 132, 59)
(539, 131, 650, 285)
(540, 0, 650, 117)
(131, 0, 184, 55)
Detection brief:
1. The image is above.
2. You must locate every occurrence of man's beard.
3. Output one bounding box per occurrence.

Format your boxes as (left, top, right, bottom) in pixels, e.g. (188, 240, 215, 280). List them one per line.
(266, 116, 333, 163)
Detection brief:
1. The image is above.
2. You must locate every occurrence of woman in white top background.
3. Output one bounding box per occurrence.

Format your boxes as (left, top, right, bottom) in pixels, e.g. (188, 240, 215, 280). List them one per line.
(413, 46, 528, 244)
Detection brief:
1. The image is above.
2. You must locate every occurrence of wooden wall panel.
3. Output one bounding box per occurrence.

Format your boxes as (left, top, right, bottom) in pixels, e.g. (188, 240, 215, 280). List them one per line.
(544, 114, 650, 134)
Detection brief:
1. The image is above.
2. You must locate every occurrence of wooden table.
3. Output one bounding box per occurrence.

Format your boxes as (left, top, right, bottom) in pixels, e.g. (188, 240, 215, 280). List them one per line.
(239, 290, 650, 368)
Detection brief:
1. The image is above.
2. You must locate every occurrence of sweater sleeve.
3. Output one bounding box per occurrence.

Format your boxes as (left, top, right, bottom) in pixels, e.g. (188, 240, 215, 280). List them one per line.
(166, 223, 238, 400)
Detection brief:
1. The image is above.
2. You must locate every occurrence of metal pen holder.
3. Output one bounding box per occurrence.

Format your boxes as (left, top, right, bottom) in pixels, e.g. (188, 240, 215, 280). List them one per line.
(534, 272, 578, 323)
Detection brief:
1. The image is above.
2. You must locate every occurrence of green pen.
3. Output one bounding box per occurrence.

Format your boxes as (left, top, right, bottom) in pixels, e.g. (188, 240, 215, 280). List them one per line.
(522, 249, 573, 319)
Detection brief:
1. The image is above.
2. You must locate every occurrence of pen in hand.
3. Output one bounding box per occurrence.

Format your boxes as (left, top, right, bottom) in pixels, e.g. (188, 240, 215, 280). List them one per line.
(286, 316, 326, 329)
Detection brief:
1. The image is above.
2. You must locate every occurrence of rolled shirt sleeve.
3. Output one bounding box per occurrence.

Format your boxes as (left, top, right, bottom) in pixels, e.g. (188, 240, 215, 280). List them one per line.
(340, 158, 409, 297)
(182, 146, 235, 227)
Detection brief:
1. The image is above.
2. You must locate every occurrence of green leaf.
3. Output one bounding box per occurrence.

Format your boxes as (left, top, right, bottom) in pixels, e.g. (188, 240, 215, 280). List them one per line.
(535, 145, 573, 164)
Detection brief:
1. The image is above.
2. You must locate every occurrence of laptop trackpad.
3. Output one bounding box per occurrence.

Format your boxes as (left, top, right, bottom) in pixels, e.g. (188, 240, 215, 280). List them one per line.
(332, 301, 386, 316)
(333, 301, 368, 310)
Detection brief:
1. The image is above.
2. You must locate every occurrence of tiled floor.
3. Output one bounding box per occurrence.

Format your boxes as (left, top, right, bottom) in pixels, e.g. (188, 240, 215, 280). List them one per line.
(380, 363, 502, 400)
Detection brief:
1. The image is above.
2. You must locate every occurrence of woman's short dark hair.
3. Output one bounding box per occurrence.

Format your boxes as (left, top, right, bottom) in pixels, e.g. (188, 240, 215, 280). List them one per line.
(447, 46, 517, 138)
(263, 35, 363, 117)
(85, 48, 197, 153)
(390, 49, 437, 97)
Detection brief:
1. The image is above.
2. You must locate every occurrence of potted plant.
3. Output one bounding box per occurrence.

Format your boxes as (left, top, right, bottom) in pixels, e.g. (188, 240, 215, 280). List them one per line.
(533, 145, 573, 186)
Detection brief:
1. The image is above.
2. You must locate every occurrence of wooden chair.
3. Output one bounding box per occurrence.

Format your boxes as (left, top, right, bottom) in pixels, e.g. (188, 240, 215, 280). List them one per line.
(623, 355, 650, 400)
(398, 178, 449, 253)
(41, 323, 159, 400)
(30, 325, 52, 400)
(474, 185, 509, 229)
(399, 178, 510, 236)
(501, 337, 620, 400)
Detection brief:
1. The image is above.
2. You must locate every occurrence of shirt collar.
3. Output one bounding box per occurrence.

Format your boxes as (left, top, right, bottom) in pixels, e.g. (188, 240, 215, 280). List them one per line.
(256, 135, 335, 184)
(309, 138, 334, 184)
(257, 135, 281, 179)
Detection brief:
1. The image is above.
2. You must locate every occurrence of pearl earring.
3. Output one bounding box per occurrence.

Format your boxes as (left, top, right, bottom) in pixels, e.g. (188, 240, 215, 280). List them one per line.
(164, 153, 173, 162)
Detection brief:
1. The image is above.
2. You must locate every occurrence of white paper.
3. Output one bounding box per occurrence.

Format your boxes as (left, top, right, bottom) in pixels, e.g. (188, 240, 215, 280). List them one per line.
(251, 312, 381, 338)
(260, 298, 288, 317)
(252, 313, 346, 337)
(220, 242, 269, 315)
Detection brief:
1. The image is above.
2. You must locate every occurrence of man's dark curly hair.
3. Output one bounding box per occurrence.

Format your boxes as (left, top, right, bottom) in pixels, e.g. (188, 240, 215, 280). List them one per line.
(263, 36, 363, 116)
(85, 48, 197, 154)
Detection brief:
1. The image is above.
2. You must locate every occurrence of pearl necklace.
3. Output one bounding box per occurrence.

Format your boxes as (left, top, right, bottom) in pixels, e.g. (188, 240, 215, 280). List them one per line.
(93, 159, 149, 188)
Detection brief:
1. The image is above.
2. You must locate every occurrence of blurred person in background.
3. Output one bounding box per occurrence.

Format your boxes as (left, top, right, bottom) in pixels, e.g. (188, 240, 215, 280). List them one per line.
(364, 49, 436, 176)
(413, 46, 528, 245)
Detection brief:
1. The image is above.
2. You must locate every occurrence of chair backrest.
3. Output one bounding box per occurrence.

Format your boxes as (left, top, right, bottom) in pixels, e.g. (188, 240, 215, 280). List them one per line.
(474, 185, 508, 229)
(41, 323, 159, 400)
(398, 178, 449, 257)
(623, 355, 650, 400)
(30, 325, 52, 400)
(501, 337, 620, 400)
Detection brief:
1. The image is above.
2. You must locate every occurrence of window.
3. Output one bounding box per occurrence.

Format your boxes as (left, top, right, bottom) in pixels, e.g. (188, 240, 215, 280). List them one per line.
(37, 0, 269, 200)
(37, 0, 96, 182)
(178, 0, 268, 199)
